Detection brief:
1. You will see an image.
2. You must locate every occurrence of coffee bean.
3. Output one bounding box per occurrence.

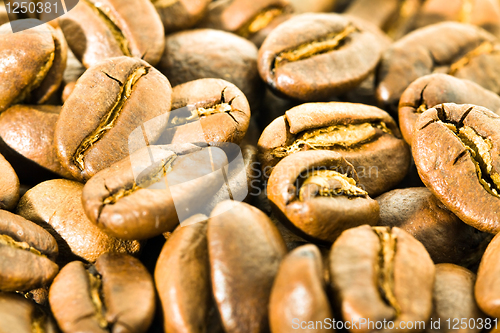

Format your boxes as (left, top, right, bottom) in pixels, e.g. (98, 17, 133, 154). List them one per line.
(49, 253, 155, 333)
(377, 187, 490, 267)
(154, 0, 211, 33)
(82, 144, 228, 240)
(414, 0, 500, 38)
(330, 225, 435, 332)
(346, 0, 424, 39)
(0, 153, 19, 210)
(55, 56, 172, 182)
(268, 150, 379, 243)
(155, 215, 211, 333)
(0, 210, 58, 292)
(377, 22, 500, 111)
(197, 0, 293, 46)
(208, 200, 287, 333)
(0, 105, 74, 182)
(0, 292, 58, 333)
(475, 232, 500, 318)
(157, 78, 251, 146)
(58, 0, 164, 68)
(399, 74, 500, 145)
(269, 244, 333, 333)
(259, 102, 410, 196)
(426, 264, 484, 333)
(16, 179, 141, 263)
(258, 13, 386, 101)
(0, 20, 66, 112)
(159, 29, 263, 109)
(413, 103, 500, 234)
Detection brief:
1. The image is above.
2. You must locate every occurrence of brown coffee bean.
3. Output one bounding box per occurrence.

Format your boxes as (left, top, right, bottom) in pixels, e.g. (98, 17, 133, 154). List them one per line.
(58, 0, 164, 68)
(377, 22, 500, 111)
(82, 144, 228, 240)
(377, 187, 490, 267)
(269, 244, 333, 333)
(258, 13, 386, 101)
(0, 153, 19, 210)
(475, 232, 500, 318)
(0, 20, 67, 112)
(259, 102, 410, 196)
(197, 0, 293, 45)
(0, 105, 74, 182)
(158, 78, 251, 146)
(330, 225, 435, 333)
(55, 56, 172, 182)
(49, 253, 155, 333)
(268, 150, 379, 243)
(154, 0, 211, 33)
(159, 29, 263, 109)
(208, 200, 287, 333)
(0, 210, 58, 292)
(155, 215, 211, 333)
(289, 0, 339, 13)
(426, 264, 484, 333)
(413, 103, 500, 234)
(16, 179, 141, 263)
(414, 0, 500, 38)
(0, 292, 58, 333)
(399, 74, 500, 145)
(0, 3, 10, 26)
(345, 0, 424, 39)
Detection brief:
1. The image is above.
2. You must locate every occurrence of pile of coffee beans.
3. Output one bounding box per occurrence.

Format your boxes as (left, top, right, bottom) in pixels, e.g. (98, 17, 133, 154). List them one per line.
(2, 0, 500, 332)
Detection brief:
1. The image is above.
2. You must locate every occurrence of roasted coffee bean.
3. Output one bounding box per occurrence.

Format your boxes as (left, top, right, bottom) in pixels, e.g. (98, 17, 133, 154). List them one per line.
(426, 264, 484, 333)
(330, 225, 435, 333)
(58, 0, 164, 68)
(377, 187, 490, 267)
(198, 0, 293, 46)
(258, 13, 386, 101)
(157, 78, 251, 146)
(55, 56, 172, 182)
(259, 102, 410, 196)
(0, 292, 58, 333)
(0, 153, 19, 210)
(268, 150, 379, 243)
(0, 105, 74, 182)
(0, 19, 67, 113)
(16, 179, 141, 263)
(475, 232, 500, 318)
(399, 74, 500, 145)
(345, 0, 424, 39)
(413, 103, 500, 234)
(377, 22, 500, 111)
(414, 0, 500, 38)
(289, 0, 339, 13)
(0, 210, 58, 292)
(0, 2, 11, 26)
(159, 28, 263, 109)
(269, 244, 333, 333)
(154, 0, 211, 33)
(208, 200, 287, 333)
(61, 81, 76, 104)
(82, 144, 228, 240)
(49, 253, 155, 333)
(155, 215, 211, 333)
